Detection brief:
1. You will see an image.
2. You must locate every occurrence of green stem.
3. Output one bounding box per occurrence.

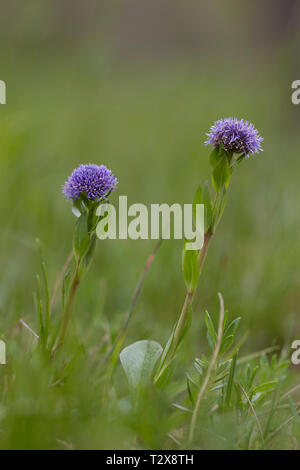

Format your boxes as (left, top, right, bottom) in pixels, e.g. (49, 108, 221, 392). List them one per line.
(177, 231, 213, 334)
(49, 250, 73, 315)
(52, 258, 81, 355)
(154, 231, 213, 383)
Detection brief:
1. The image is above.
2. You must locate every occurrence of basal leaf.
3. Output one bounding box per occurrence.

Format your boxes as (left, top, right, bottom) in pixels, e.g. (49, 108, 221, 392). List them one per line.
(120, 340, 163, 394)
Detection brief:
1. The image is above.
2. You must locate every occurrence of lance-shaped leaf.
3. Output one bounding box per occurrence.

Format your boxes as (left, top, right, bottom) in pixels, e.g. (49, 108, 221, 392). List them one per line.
(182, 242, 199, 292)
(212, 156, 231, 192)
(192, 185, 202, 224)
(209, 147, 223, 168)
(73, 213, 89, 260)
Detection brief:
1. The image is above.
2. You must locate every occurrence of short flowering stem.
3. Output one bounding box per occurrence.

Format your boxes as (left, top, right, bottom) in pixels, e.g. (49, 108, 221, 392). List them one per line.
(52, 259, 81, 355)
(53, 164, 118, 357)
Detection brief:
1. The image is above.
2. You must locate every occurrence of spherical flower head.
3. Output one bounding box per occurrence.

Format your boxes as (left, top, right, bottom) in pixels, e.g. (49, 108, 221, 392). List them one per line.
(205, 118, 263, 156)
(63, 164, 118, 201)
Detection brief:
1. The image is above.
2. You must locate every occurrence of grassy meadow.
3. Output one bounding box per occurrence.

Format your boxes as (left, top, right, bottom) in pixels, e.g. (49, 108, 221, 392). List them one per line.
(0, 39, 300, 449)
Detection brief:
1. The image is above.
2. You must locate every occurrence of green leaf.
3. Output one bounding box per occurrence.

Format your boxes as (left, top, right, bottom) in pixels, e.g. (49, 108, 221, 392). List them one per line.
(225, 352, 238, 407)
(35, 239, 50, 345)
(288, 396, 300, 423)
(205, 311, 217, 349)
(212, 186, 227, 230)
(223, 309, 228, 330)
(209, 147, 223, 168)
(72, 198, 84, 218)
(276, 361, 289, 374)
(154, 356, 176, 389)
(36, 274, 45, 346)
(78, 234, 97, 278)
(120, 340, 163, 394)
(178, 306, 192, 347)
(182, 242, 199, 292)
(212, 156, 231, 192)
(156, 330, 174, 374)
(252, 381, 278, 395)
(224, 317, 241, 339)
(264, 390, 278, 439)
(246, 364, 258, 391)
(220, 334, 234, 356)
(73, 213, 89, 260)
(192, 185, 202, 223)
(186, 376, 195, 405)
(154, 308, 192, 387)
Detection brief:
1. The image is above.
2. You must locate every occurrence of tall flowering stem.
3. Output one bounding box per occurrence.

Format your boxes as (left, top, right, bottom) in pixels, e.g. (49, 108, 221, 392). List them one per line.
(52, 164, 118, 354)
(169, 231, 213, 355)
(154, 118, 263, 385)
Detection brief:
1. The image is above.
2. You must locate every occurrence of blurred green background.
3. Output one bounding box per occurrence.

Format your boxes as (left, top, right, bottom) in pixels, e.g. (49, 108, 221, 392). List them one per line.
(0, 0, 300, 448)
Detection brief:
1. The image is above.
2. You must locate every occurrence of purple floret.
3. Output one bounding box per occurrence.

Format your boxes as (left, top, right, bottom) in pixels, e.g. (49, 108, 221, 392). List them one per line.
(205, 118, 263, 156)
(63, 164, 118, 201)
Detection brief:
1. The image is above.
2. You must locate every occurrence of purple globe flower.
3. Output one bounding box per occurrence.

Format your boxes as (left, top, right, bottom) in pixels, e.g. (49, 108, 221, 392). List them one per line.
(63, 164, 118, 201)
(205, 118, 263, 156)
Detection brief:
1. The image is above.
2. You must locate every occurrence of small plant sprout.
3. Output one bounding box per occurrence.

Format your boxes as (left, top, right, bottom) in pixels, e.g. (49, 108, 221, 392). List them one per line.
(52, 164, 118, 353)
(153, 117, 263, 384)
